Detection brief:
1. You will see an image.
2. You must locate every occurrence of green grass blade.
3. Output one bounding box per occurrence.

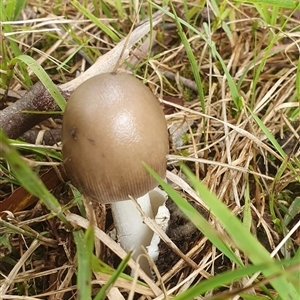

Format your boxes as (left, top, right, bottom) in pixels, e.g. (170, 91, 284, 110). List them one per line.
(0, 1, 32, 87)
(10, 140, 62, 161)
(290, 55, 300, 120)
(209, 37, 243, 110)
(246, 108, 287, 159)
(170, 2, 205, 113)
(288, 247, 300, 285)
(284, 197, 300, 227)
(173, 260, 298, 300)
(91, 254, 145, 284)
(71, 0, 120, 42)
(74, 228, 94, 300)
(2, 0, 27, 21)
(94, 252, 132, 300)
(181, 165, 300, 300)
(243, 180, 252, 231)
(235, 0, 300, 9)
(0, 129, 68, 225)
(9, 55, 66, 111)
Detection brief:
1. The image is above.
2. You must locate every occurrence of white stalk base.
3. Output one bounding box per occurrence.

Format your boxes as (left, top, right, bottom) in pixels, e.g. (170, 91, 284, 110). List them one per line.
(111, 193, 154, 275)
(111, 188, 169, 276)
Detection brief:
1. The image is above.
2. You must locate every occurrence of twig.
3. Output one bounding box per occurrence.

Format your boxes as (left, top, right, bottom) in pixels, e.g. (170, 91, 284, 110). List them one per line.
(163, 70, 198, 92)
(0, 82, 62, 139)
(20, 128, 61, 145)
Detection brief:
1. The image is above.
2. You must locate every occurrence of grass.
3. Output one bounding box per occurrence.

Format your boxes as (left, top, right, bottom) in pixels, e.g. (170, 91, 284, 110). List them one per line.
(1, 0, 300, 299)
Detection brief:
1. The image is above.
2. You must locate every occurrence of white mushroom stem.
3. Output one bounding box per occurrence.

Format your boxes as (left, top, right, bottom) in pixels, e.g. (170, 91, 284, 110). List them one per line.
(111, 188, 168, 276)
(111, 193, 154, 275)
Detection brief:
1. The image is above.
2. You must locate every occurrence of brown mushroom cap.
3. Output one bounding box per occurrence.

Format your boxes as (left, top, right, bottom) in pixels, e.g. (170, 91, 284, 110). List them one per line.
(62, 72, 169, 204)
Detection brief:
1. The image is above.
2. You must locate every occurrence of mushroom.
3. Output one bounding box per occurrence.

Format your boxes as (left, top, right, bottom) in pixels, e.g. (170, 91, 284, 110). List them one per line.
(62, 72, 169, 275)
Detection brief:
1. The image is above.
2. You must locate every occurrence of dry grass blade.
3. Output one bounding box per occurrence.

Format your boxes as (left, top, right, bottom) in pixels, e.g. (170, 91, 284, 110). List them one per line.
(0, 239, 40, 296)
(65, 213, 162, 297)
(60, 8, 168, 92)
